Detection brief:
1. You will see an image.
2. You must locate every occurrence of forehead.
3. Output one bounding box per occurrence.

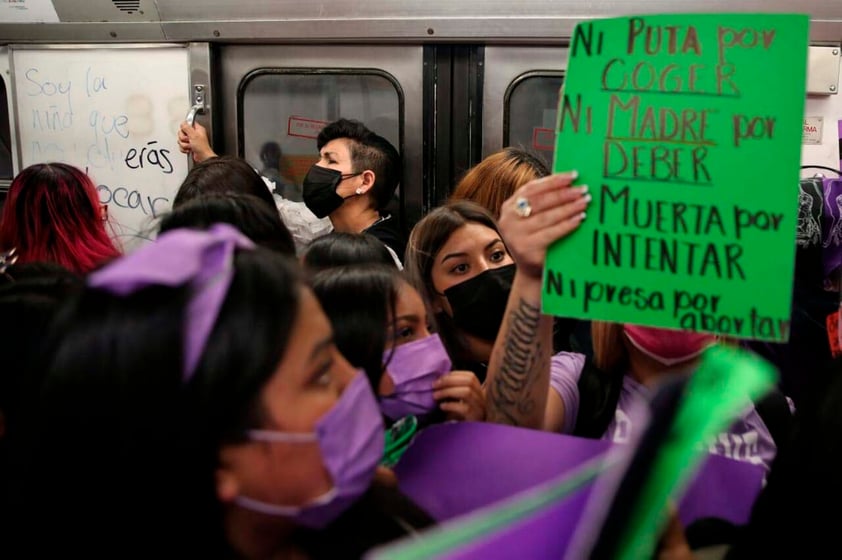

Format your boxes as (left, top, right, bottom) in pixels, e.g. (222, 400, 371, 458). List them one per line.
(394, 281, 426, 317)
(436, 222, 502, 261)
(320, 138, 353, 159)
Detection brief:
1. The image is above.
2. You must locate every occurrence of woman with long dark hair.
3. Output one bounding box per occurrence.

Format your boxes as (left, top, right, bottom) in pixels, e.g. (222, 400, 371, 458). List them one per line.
(9, 224, 431, 558)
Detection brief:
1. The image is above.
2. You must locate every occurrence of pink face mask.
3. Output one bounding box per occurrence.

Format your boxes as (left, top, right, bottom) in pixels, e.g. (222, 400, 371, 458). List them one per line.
(623, 325, 715, 366)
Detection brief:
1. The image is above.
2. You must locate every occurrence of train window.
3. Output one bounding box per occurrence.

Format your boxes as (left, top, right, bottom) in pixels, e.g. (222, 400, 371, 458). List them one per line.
(503, 72, 564, 169)
(0, 75, 13, 181)
(239, 70, 402, 202)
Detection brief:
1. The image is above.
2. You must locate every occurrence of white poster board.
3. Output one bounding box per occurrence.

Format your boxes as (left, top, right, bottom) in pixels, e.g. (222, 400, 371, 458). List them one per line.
(11, 45, 190, 251)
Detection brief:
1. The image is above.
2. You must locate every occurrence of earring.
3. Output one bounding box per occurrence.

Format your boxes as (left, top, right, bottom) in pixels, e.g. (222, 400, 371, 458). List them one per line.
(355, 187, 363, 195)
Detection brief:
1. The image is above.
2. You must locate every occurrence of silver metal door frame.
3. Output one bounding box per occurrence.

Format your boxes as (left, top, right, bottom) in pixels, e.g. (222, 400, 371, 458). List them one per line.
(482, 46, 569, 158)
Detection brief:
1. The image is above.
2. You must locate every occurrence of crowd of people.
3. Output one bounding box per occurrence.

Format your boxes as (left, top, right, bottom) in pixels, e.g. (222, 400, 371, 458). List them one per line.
(0, 115, 837, 559)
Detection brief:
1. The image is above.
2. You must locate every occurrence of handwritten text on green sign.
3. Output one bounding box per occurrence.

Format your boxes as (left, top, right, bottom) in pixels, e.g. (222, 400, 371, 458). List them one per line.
(543, 14, 808, 341)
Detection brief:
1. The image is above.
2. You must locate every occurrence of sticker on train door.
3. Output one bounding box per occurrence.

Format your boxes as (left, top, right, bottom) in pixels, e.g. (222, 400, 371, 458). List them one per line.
(802, 116, 823, 144)
(532, 127, 556, 151)
(287, 116, 329, 139)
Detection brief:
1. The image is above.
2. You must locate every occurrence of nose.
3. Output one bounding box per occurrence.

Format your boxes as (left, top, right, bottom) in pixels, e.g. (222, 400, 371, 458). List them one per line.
(476, 258, 492, 274)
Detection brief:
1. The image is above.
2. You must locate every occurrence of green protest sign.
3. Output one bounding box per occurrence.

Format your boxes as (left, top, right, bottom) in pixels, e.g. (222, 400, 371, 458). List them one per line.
(543, 13, 809, 341)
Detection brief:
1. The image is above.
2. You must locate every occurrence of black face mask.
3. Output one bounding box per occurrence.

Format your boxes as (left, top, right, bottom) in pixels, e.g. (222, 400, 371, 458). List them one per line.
(443, 264, 516, 342)
(302, 165, 361, 219)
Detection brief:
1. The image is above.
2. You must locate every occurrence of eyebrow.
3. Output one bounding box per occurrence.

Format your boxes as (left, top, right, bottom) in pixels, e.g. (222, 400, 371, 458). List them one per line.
(440, 238, 503, 264)
(394, 314, 421, 323)
(309, 335, 334, 362)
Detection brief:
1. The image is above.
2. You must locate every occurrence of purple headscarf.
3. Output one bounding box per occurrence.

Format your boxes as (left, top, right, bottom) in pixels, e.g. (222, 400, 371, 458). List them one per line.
(88, 224, 255, 380)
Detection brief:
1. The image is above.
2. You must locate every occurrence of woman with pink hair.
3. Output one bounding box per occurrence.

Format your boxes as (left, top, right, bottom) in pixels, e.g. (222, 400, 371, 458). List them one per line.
(0, 163, 120, 274)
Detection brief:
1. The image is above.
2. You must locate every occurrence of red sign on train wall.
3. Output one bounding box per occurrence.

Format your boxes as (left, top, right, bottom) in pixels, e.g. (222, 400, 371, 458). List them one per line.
(287, 116, 329, 139)
(532, 127, 556, 151)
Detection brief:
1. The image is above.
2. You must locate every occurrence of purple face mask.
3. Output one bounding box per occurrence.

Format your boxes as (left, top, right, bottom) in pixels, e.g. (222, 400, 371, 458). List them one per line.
(234, 372, 385, 529)
(379, 334, 452, 420)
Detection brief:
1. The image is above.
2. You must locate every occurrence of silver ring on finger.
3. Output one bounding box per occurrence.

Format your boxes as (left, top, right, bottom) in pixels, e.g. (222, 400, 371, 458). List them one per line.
(514, 196, 532, 218)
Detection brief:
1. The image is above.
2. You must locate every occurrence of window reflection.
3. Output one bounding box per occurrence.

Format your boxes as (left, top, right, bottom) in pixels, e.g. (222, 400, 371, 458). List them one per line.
(504, 73, 564, 169)
(240, 71, 401, 202)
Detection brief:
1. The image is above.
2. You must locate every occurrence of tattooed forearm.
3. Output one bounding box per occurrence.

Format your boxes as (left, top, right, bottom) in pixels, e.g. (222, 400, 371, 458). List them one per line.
(487, 298, 546, 426)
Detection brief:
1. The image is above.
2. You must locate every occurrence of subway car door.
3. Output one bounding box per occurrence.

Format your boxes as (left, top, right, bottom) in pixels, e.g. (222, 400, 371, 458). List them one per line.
(217, 45, 423, 232)
(482, 46, 567, 169)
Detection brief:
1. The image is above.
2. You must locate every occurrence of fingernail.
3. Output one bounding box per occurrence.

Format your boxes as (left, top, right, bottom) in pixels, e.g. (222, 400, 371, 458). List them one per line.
(577, 185, 589, 195)
(578, 212, 587, 221)
(557, 170, 578, 182)
(582, 193, 592, 203)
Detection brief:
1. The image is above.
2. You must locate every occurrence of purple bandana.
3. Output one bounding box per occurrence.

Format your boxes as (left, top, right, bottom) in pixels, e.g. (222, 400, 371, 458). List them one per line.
(822, 177, 842, 277)
(88, 223, 255, 380)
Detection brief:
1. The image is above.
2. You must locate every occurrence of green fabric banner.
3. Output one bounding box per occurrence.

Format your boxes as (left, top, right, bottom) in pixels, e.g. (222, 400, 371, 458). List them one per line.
(368, 454, 610, 560)
(610, 344, 776, 559)
(368, 344, 775, 560)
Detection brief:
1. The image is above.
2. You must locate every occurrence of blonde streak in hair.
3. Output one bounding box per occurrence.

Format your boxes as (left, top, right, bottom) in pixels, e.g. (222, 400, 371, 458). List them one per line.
(489, 156, 516, 218)
(504, 164, 536, 211)
(493, 153, 539, 218)
(450, 162, 482, 203)
(591, 321, 627, 372)
(591, 321, 608, 369)
(469, 163, 495, 211)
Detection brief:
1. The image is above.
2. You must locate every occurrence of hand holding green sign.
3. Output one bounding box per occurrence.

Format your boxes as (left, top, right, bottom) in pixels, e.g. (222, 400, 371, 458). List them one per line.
(543, 14, 809, 341)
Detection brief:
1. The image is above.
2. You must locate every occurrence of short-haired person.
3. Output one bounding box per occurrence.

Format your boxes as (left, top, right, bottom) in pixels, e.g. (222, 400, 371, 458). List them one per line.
(178, 118, 404, 262)
(300, 118, 405, 261)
